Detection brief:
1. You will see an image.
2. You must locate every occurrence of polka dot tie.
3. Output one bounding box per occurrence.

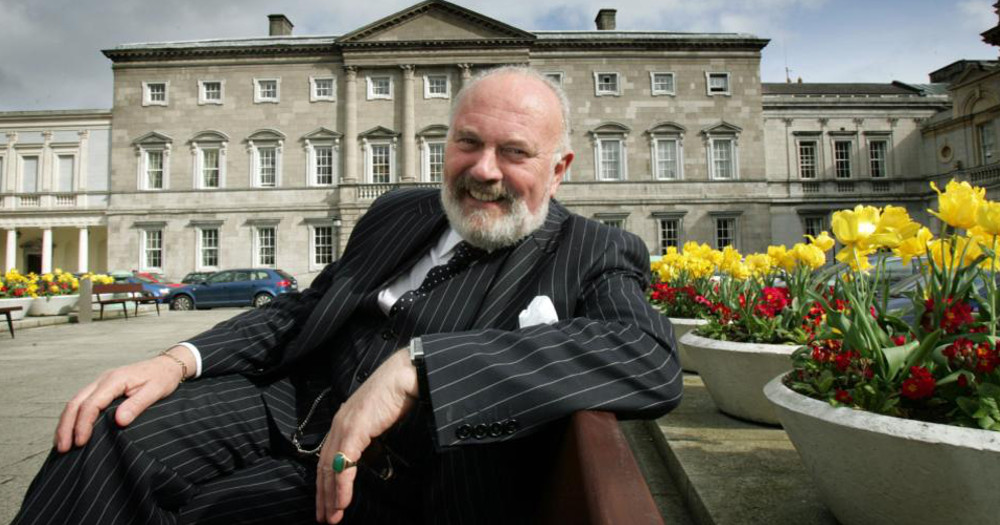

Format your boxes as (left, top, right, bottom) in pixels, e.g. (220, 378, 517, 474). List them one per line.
(389, 241, 486, 316)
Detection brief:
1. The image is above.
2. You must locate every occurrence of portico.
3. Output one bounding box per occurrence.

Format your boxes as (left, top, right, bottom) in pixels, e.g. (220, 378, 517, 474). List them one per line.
(0, 219, 107, 274)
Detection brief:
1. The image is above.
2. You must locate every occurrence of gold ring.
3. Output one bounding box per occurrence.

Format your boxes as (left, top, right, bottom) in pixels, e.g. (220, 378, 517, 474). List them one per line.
(332, 452, 357, 473)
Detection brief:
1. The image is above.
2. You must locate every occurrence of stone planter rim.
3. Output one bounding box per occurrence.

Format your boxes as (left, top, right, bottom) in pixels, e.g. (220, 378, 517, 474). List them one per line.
(681, 331, 800, 355)
(765, 374, 1000, 451)
(667, 316, 708, 325)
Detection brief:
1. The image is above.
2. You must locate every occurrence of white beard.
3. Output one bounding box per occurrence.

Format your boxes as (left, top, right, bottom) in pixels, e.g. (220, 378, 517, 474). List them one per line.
(441, 176, 550, 252)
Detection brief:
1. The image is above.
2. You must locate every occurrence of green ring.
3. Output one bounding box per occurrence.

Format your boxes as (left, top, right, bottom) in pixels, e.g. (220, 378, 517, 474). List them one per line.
(332, 453, 347, 473)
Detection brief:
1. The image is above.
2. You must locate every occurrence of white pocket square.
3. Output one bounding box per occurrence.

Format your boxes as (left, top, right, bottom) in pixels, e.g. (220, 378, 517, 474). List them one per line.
(518, 295, 558, 328)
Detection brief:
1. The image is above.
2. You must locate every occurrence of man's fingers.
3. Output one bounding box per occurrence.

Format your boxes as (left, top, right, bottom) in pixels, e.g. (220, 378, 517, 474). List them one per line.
(54, 382, 98, 453)
(114, 383, 164, 427)
(333, 467, 356, 517)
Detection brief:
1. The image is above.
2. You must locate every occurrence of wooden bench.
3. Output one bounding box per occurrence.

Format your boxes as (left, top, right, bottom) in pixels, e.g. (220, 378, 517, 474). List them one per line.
(0, 305, 23, 337)
(92, 284, 160, 320)
(539, 411, 664, 524)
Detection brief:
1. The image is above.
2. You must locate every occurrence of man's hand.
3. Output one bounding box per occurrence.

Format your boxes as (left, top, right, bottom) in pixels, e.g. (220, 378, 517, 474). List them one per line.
(53, 346, 195, 453)
(316, 348, 418, 524)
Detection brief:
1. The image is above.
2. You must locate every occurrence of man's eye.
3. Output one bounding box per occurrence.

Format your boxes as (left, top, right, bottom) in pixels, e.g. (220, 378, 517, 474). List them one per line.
(501, 147, 528, 159)
(456, 137, 479, 148)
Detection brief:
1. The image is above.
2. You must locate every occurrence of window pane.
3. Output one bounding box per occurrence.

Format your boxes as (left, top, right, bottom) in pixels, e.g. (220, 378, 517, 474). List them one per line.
(314, 146, 333, 185)
(372, 77, 390, 96)
(597, 73, 618, 93)
(656, 139, 677, 179)
(257, 227, 275, 267)
(371, 144, 391, 183)
(315, 78, 333, 98)
(834, 141, 852, 178)
(146, 150, 163, 189)
(22, 156, 38, 192)
(804, 217, 825, 238)
(145, 230, 163, 269)
(980, 122, 996, 164)
(57, 155, 74, 192)
(203, 82, 221, 101)
(201, 228, 219, 267)
(658, 218, 679, 253)
(868, 140, 887, 178)
(148, 83, 166, 102)
(202, 148, 219, 187)
(798, 141, 817, 179)
(427, 143, 444, 182)
(258, 147, 276, 186)
(259, 80, 277, 99)
(715, 218, 735, 249)
(428, 76, 447, 95)
(653, 73, 674, 93)
(600, 218, 625, 229)
(709, 74, 728, 92)
(600, 140, 621, 180)
(713, 139, 733, 179)
(314, 226, 334, 265)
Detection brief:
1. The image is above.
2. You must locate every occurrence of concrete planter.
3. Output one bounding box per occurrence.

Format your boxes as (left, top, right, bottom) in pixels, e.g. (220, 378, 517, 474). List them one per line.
(764, 375, 1000, 525)
(668, 317, 708, 373)
(28, 294, 80, 316)
(679, 331, 798, 425)
(0, 297, 34, 320)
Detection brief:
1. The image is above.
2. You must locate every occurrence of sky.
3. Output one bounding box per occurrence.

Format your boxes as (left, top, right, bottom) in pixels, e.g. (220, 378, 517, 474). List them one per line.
(0, 0, 996, 111)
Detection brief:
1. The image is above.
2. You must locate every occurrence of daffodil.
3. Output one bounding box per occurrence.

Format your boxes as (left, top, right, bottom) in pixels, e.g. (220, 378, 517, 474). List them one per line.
(893, 227, 933, 265)
(806, 231, 835, 252)
(744, 253, 773, 278)
(929, 180, 986, 230)
(871, 206, 921, 249)
(929, 236, 983, 270)
(976, 200, 1000, 236)
(790, 243, 826, 270)
(832, 205, 880, 249)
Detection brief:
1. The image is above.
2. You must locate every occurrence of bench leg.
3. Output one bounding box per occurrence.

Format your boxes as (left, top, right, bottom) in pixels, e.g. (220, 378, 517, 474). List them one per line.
(5, 312, 13, 338)
(99, 304, 105, 320)
(154, 301, 160, 316)
(122, 302, 128, 319)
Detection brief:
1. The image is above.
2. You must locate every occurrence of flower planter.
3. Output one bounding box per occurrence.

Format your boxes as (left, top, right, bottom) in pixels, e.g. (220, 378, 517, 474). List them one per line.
(668, 317, 708, 373)
(0, 297, 35, 321)
(764, 375, 1000, 525)
(679, 331, 798, 425)
(28, 294, 80, 316)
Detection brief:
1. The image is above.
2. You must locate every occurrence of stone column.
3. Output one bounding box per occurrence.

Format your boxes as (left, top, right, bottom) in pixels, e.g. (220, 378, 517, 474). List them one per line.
(4, 228, 16, 272)
(78, 227, 89, 273)
(77, 130, 89, 192)
(401, 65, 416, 182)
(343, 66, 358, 184)
(42, 228, 52, 274)
(459, 64, 473, 89)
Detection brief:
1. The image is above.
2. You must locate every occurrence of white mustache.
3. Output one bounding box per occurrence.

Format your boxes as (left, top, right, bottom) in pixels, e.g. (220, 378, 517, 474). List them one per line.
(452, 176, 515, 203)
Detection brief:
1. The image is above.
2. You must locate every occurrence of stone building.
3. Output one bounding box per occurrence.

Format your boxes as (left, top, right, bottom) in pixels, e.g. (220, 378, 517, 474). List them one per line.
(0, 110, 111, 274)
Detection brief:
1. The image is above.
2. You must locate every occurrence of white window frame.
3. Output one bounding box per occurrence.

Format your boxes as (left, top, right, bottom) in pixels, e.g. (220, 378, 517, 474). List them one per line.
(650, 72, 675, 96)
(310, 76, 336, 102)
(797, 140, 818, 179)
(655, 216, 682, 254)
(137, 145, 170, 191)
(713, 216, 739, 250)
(142, 81, 169, 106)
(55, 154, 75, 193)
(249, 140, 283, 188)
(366, 75, 393, 100)
(707, 137, 738, 180)
(980, 121, 997, 165)
(705, 72, 731, 96)
(420, 139, 446, 183)
(310, 224, 335, 270)
(198, 80, 224, 105)
(197, 227, 220, 271)
(363, 139, 396, 183)
(192, 142, 226, 189)
(140, 229, 164, 272)
(254, 78, 280, 103)
(650, 135, 683, 180)
(594, 136, 627, 181)
(802, 215, 828, 238)
(423, 74, 450, 99)
(18, 153, 41, 193)
(867, 138, 889, 178)
(593, 72, 620, 96)
(543, 72, 564, 85)
(253, 226, 277, 268)
(305, 139, 339, 186)
(833, 139, 853, 179)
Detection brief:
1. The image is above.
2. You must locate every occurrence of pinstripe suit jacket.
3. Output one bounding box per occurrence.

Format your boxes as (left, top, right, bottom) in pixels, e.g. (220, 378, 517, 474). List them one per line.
(186, 188, 682, 518)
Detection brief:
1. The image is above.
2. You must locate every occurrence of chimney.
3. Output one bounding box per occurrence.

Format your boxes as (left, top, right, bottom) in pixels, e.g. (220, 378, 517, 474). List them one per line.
(595, 9, 616, 30)
(268, 14, 294, 37)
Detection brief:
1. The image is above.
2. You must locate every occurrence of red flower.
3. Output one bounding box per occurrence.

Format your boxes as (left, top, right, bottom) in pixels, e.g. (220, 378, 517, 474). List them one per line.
(957, 374, 969, 388)
(901, 366, 935, 400)
(13, 288, 24, 297)
(834, 351, 857, 372)
(891, 335, 907, 346)
(834, 389, 852, 404)
(941, 300, 974, 333)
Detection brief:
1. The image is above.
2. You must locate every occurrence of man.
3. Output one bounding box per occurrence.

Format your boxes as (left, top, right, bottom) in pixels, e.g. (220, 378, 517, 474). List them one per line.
(15, 67, 682, 524)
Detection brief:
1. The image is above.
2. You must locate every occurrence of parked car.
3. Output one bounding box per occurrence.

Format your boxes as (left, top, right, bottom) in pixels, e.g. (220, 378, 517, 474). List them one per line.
(168, 268, 298, 310)
(109, 271, 182, 303)
(181, 271, 216, 284)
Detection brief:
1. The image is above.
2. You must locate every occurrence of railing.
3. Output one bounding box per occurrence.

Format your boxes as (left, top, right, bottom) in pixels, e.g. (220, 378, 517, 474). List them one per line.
(967, 164, 1000, 186)
(354, 182, 441, 200)
(54, 194, 77, 206)
(0, 192, 98, 210)
(790, 179, 902, 197)
(19, 196, 40, 207)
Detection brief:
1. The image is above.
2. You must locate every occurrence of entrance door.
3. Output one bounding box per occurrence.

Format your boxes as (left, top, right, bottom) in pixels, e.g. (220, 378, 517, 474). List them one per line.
(26, 254, 41, 274)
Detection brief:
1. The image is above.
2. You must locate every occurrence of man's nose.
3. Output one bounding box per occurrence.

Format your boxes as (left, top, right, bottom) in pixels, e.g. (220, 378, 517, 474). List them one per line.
(467, 147, 503, 182)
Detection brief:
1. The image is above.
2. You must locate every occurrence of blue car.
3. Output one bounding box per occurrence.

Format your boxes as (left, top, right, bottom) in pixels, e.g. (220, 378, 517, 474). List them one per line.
(168, 268, 298, 310)
(110, 272, 180, 303)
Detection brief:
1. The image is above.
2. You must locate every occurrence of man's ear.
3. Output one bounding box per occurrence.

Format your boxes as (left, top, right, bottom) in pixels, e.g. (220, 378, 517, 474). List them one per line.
(549, 151, 574, 195)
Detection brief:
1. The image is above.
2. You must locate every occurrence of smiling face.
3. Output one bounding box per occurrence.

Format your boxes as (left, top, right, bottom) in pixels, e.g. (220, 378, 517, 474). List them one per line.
(441, 71, 574, 251)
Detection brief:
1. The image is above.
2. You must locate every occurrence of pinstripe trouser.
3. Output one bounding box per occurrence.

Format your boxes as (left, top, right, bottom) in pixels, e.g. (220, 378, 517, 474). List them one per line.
(13, 374, 420, 525)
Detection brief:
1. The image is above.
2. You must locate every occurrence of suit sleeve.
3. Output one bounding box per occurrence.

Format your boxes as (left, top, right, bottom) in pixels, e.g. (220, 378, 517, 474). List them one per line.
(419, 228, 683, 448)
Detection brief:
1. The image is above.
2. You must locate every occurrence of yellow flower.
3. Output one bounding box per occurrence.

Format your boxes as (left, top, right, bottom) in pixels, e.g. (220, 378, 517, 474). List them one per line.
(767, 245, 796, 272)
(806, 231, 835, 252)
(744, 253, 773, 278)
(791, 243, 826, 270)
(929, 236, 983, 270)
(976, 200, 1000, 236)
(929, 180, 986, 230)
(836, 244, 875, 272)
(832, 205, 880, 248)
(893, 227, 933, 265)
(871, 206, 921, 249)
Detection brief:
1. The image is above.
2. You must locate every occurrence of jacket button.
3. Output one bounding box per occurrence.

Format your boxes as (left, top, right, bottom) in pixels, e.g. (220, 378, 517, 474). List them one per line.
(489, 422, 503, 437)
(380, 329, 396, 340)
(504, 419, 519, 435)
(456, 424, 472, 440)
(474, 424, 489, 439)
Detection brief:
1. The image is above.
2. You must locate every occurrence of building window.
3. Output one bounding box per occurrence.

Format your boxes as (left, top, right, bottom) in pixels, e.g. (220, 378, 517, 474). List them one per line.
(199, 228, 219, 269)
(258, 147, 276, 187)
(21, 155, 39, 193)
(834, 140, 852, 179)
(802, 216, 827, 238)
(596, 139, 625, 180)
(254, 227, 276, 267)
(191, 132, 228, 190)
(650, 72, 675, 95)
(313, 226, 334, 266)
(597, 215, 627, 229)
(201, 148, 220, 188)
(653, 139, 680, 180)
(868, 139, 888, 178)
(254, 78, 280, 103)
(142, 82, 168, 106)
(710, 138, 735, 180)
(367, 75, 393, 100)
(198, 80, 223, 105)
(424, 75, 450, 99)
(593, 72, 620, 96)
(142, 229, 163, 271)
(423, 141, 445, 182)
(310, 77, 336, 102)
(706, 73, 730, 95)
(798, 141, 817, 179)
(366, 141, 394, 183)
(248, 134, 283, 188)
(979, 121, 996, 165)
(56, 155, 75, 192)
(714, 217, 737, 249)
(657, 217, 680, 253)
(314, 146, 334, 185)
(144, 150, 165, 190)
(543, 72, 564, 85)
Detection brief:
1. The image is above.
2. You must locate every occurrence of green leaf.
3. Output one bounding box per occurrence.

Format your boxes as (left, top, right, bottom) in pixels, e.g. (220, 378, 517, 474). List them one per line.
(881, 340, 919, 381)
(902, 330, 943, 374)
(817, 369, 835, 394)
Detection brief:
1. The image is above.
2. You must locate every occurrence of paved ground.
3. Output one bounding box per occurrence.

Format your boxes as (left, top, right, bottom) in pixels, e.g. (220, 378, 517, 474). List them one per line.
(0, 309, 242, 523)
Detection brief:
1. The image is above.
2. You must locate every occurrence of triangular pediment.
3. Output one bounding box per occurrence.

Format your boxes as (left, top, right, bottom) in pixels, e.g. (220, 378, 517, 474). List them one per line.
(359, 126, 400, 139)
(132, 131, 172, 145)
(339, 0, 534, 44)
(701, 121, 742, 135)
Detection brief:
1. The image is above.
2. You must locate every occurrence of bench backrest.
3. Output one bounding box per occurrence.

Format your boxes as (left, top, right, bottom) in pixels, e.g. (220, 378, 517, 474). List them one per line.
(92, 283, 146, 296)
